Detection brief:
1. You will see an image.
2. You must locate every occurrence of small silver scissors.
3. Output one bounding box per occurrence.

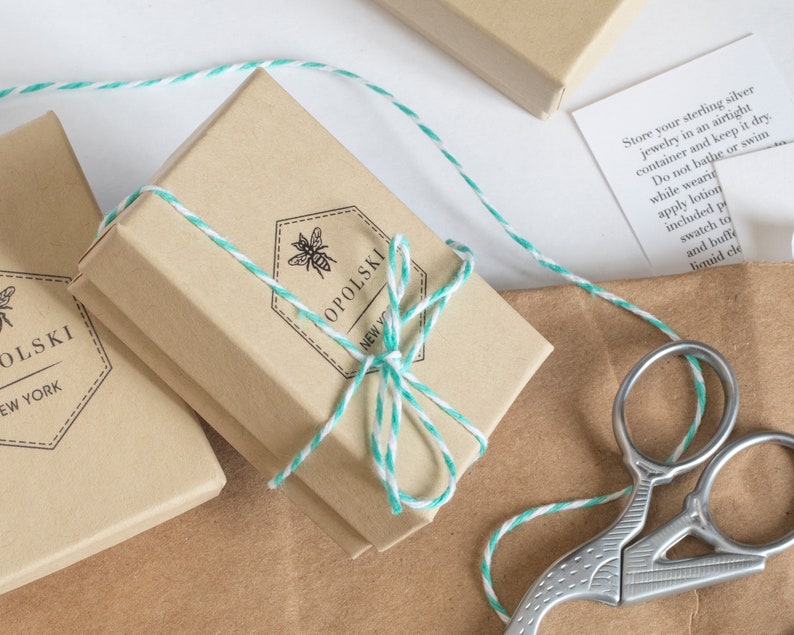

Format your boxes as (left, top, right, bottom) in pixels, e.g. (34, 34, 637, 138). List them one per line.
(505, 340, 794, 635)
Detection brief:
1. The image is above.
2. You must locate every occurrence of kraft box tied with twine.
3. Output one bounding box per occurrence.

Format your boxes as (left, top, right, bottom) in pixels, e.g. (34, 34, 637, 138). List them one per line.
(70, 68, 553, 557)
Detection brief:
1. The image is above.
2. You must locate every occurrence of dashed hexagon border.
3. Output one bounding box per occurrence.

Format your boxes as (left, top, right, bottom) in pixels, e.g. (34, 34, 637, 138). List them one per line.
(0, 270, 112, 450)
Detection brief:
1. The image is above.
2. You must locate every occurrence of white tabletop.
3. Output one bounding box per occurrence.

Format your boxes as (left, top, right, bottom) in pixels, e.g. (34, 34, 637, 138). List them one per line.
(2, 0, 792, 290)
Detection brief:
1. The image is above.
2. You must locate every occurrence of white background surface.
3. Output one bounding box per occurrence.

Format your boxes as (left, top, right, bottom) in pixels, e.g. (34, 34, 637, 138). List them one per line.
(1, 0, 792, 290)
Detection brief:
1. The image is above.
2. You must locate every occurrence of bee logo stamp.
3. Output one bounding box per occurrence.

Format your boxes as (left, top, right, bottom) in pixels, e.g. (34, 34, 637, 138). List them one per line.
(0, 286, 15, 332)
(272, 206, 428, 378)
(287, 227, 337, 278)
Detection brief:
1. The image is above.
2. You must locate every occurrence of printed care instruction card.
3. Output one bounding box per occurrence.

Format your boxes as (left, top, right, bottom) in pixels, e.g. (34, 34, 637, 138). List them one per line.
(574, 35, 794, 274)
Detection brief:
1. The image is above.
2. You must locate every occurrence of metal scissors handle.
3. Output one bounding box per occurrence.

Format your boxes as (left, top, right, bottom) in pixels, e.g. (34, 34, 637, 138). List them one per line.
(504, 341, 740, 635)
(622, 429, 794, 605)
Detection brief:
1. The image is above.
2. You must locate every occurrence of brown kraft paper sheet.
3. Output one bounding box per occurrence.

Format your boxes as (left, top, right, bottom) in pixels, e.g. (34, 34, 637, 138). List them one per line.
(1, 261, 791, 633)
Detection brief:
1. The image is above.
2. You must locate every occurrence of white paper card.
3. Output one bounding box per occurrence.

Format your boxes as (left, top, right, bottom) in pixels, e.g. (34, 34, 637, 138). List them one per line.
(574, 35, 794, 275)
(714, 142, 794, 261)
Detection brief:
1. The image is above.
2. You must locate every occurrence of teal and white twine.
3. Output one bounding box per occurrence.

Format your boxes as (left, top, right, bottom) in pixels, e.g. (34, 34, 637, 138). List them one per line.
(3, 60, 706, 619)
(102, 185, 483, 515)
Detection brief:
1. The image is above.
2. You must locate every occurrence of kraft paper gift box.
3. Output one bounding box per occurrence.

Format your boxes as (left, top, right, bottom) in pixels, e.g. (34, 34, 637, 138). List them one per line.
(3, 261, 791, 634)
(374, 0, 647, 119)
(0, 113, 226, 594)
(71, 69, 552, 556)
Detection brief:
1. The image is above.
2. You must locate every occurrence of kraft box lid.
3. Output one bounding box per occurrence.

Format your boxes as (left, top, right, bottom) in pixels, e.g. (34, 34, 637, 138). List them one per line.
(0, 113, 226, 594)
(374, 0, 647, 119)
(72, 69, 552, 556)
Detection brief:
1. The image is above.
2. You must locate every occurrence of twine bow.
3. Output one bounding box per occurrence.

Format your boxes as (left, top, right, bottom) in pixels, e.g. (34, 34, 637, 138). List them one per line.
(103, 186, 486, 513)
(269, 234, 487, 513)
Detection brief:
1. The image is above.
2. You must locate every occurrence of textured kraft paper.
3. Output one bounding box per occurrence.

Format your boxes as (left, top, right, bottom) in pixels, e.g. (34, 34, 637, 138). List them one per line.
(373, 0, 647, 119)
(4, 261, 790, 633)
(0, 113, 226, 595)
(72, 69, 552, 555)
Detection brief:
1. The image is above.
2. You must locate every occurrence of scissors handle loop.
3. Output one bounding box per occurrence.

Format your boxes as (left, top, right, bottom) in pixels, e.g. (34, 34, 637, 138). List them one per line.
(688, 429, 794, 557)
(612, 340, 738, 484)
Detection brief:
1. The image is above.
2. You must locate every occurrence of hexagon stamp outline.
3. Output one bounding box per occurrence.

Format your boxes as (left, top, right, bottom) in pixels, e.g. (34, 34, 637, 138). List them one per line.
(272, 206, 427, 378)
(0, 270, 112, 450)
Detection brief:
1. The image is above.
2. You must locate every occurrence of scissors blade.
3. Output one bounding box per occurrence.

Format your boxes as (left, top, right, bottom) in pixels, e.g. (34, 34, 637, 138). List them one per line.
(622, 551, 765, 605)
